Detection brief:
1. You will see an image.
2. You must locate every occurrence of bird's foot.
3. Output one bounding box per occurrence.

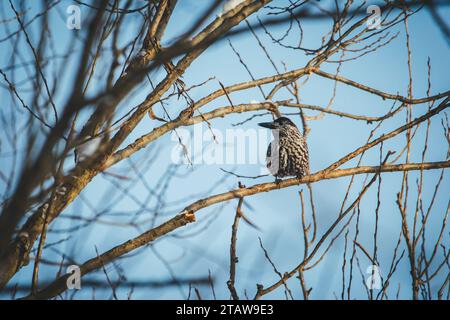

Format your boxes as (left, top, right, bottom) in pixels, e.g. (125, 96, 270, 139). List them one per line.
(274, 177, 282, 184)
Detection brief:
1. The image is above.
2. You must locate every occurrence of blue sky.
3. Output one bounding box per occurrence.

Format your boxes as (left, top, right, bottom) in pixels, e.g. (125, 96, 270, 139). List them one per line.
(0, 0, 449, 299)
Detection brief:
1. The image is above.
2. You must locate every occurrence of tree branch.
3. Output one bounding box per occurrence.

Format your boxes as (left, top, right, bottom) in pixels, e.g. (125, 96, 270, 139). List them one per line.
(23, 160, 449, 300)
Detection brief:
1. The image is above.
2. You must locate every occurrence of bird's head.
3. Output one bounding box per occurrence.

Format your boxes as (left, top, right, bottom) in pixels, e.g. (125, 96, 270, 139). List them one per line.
(258, 117, 298, 131)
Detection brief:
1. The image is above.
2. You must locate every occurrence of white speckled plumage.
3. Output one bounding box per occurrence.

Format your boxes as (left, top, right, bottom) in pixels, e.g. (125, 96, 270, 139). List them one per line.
(260, 117, 310, 178)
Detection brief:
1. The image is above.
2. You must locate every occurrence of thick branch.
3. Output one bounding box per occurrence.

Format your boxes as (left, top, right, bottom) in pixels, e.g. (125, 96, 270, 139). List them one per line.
(0, 0, 271, 289)
(24, 212, 195, 300)
(25, 160, 449, 300)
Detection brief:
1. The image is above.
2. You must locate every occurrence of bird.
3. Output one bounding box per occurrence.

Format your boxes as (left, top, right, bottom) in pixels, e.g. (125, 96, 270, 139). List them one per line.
(258, 117, 310, 181)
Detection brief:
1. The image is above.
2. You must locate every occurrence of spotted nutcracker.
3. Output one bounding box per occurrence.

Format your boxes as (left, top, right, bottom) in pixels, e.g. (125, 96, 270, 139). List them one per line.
(258, 117, 310, 180)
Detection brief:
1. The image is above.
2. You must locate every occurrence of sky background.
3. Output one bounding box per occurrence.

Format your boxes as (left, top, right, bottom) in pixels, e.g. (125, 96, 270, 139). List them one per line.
(0, 0, 449, 299)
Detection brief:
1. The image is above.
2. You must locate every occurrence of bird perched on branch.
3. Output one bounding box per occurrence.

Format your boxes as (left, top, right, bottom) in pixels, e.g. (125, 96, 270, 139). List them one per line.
(258, 117, 310, 181)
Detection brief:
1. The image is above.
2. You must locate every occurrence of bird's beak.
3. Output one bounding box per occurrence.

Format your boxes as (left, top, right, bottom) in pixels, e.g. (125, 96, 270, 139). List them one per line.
(258, 121, 278, 129)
